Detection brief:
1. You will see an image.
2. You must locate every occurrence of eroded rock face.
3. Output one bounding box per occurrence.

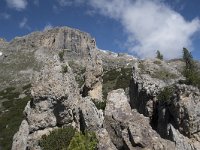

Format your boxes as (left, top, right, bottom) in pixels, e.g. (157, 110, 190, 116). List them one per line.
(12, 120, 29, 150)
(130, 59, 200, 149)
(96, 128, 117, 150)
(169, 124, 200, 150)
(12, 50, 104, 149)
(24, 58, 80, 133)
(104, 89, 175, 150)
(9, 27, 200, 150)
(169, 85, 200, 141)
(130, 59, 184, 118)
(79, 97, 104, 131)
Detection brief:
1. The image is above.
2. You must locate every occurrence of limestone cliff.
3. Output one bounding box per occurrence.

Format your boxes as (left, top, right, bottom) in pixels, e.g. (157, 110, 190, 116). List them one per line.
(0, 27, 199, 150)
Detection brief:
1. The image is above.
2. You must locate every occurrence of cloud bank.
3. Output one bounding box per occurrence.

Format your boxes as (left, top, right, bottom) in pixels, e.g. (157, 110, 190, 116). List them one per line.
(88, 0, 200, 59)
(63, 0, 200, 59)
(6, 0, 27, 11)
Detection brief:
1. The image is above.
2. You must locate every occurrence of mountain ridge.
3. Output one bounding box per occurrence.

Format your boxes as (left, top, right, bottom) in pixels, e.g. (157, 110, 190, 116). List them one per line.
(0, 26, 200, 150)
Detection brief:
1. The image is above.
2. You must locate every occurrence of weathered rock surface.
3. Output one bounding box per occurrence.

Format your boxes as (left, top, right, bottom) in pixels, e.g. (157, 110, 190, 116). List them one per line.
(6, 27, 200, 150)
(104, 89, 175, 150)
(12, 120, 29, 150)
(79, 97, 104, 131)
(130, 59, 200, 149)
(96, 128, 117, 150)
(169, 124, 200, 150)
(169, 84, 200, 141)
(12, 47, 104, 149)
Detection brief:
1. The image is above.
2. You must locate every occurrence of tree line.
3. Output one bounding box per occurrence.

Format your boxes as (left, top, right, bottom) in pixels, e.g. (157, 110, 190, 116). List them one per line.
(156, 49, 200, 89)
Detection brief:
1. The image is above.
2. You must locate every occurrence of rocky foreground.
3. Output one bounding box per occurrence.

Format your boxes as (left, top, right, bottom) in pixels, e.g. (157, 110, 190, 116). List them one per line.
(0, 27, 200, 150)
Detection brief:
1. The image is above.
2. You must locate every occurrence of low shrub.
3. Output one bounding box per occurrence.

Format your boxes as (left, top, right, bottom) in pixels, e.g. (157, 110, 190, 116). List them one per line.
(68, 131, 98, 150)
(59, 50, 65, 62)
(62, 65, 68, 74)
(39, 127, 98, 150)
(39, 126, 75, 150)
(157, 87, 174, 104)
(92, 99, 106, 110)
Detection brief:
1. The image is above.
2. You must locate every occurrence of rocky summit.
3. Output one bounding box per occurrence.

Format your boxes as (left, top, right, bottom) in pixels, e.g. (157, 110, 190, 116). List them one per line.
(0, 26, 200, 150)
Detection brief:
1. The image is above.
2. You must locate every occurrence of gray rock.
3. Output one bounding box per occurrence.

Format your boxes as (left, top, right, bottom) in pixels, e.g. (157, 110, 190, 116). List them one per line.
(169, 124, 200, 150)
(12, 120, 29, 150)
(79, 97, 104, 131)
(24, 58, 80, 132)
(96, 128, 117, 150)
(130, 59, 200, 149)
(105, 89, 175, 150)
(169, 84, 200, 141)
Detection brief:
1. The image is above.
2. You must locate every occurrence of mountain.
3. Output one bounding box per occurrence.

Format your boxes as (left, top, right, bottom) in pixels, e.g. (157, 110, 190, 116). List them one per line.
(0, 27, 200, 150)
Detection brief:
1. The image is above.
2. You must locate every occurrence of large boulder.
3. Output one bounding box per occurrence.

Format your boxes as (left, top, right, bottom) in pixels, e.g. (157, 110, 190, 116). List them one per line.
(104, 89, 175, 150)
(96, 128, 117, 150)
(24, 58, 80, 132)
(78, 97, 104, 131)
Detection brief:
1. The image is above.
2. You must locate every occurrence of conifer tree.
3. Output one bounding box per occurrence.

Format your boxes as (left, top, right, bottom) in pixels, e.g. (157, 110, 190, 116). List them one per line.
(156, 50, 163, 60)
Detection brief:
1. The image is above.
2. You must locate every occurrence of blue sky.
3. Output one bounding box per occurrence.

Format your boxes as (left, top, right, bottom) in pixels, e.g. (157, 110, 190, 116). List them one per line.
(0, 0, 200, 60)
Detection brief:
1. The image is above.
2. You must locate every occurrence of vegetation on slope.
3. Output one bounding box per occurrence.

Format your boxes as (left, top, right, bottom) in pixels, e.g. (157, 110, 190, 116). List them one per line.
(102, 67, 132, 99)
(39, 126, 98, 150)
(0, 85, 31, 150)
(157, 86, 174, 105)
(182, 48, 200, 89)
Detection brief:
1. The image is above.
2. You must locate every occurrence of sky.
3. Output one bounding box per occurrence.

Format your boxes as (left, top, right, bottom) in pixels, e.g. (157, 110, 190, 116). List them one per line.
(0, 0, 200, 60)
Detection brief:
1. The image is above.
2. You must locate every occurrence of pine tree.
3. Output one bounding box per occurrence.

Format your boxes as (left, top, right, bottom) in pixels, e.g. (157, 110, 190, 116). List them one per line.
(156, 50, 163, 60)
(182, 48, 200, 88)
(183, 48, 194, 70)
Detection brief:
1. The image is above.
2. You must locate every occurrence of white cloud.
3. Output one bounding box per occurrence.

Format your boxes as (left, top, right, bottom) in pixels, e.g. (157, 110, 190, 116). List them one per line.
(43, 24, 53, 31)
(85, 0, 200, 59)
(6, 0, 27, 11)
(0, 13, 11, 19)
(66, 0, 200, 59)
(19, 17, 31, 30)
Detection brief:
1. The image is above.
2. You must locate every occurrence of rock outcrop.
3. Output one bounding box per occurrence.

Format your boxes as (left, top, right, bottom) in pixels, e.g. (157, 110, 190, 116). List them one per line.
(12, 120, 29, 150)
(12, 49, 104, 149)
(0, 26, 198, 150)
(104, 89, 175, 150)
(130, 59, 200, 149)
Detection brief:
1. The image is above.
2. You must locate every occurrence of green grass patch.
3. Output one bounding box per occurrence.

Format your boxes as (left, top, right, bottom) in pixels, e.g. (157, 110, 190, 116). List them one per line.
(102, 68, 132, 99)
(0, 86, 31, 150)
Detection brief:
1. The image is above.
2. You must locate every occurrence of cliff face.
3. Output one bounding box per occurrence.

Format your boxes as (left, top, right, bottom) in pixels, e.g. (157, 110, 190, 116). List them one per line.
(0, 27, 200, 150)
